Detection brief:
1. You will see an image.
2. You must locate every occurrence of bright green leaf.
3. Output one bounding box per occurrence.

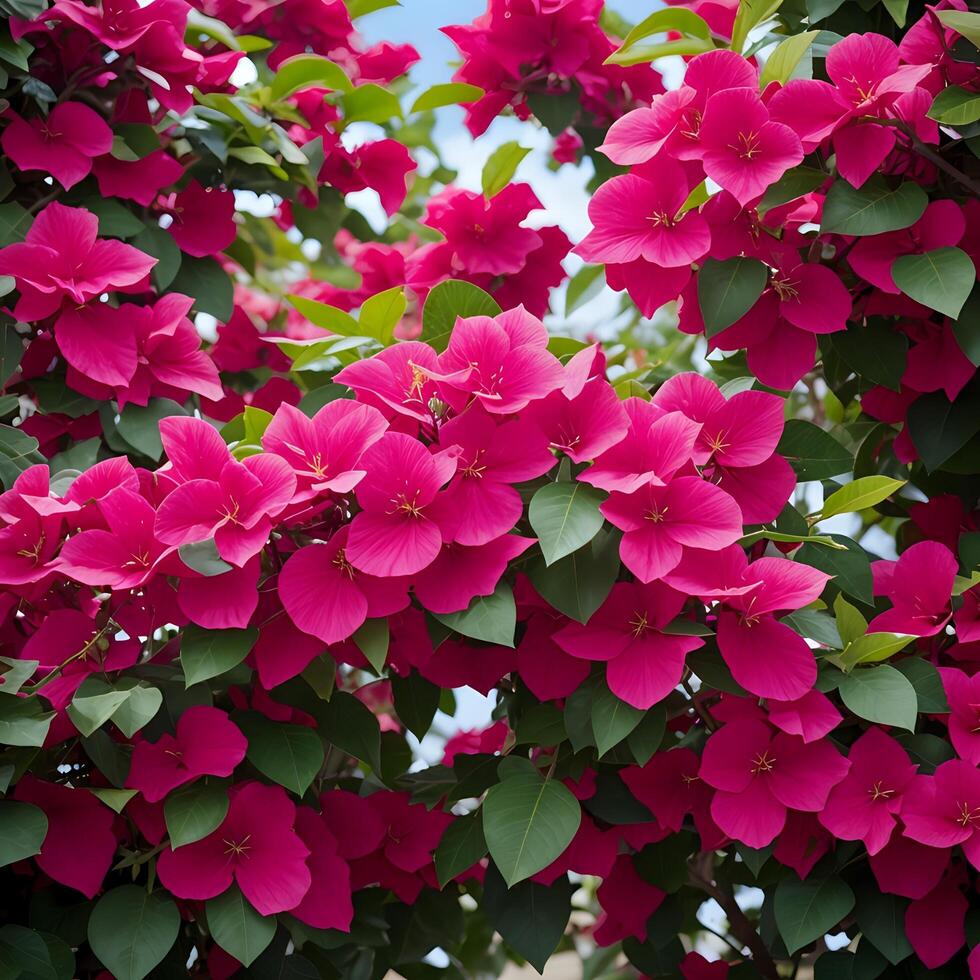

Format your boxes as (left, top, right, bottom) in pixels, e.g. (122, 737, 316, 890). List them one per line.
(529, 481, 605, 566)
(269, 54, 352, 100)
(181, 625, 257, 687)
(816, 476, 906, 521)
(410, 82, 483, 113)
(481, 141, 532, 198)
(892, 247, 976, 320)
(760, 31, 819, 88)
(838, 665, 918, 731)
(821, 179, 927, 237)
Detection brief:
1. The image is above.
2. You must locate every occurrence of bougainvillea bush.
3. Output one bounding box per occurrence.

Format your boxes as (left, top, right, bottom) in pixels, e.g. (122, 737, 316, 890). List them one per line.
(1, 0, 980, 977)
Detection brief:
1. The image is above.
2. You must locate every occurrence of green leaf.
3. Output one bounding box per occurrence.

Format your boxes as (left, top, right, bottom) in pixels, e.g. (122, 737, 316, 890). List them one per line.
(411, 82, 483, 113)
(0, 203, 32, 246)
(827, 319, 908, 391)
(483, 765, 581, 886)
(0, 423, 44, 488)
(164, 780, 229, 848)
(86, 199, 146, 239)
(937, 9, 980, 48)
(341, 83, 402, 125)
(731, 0, 783, 53)
(0, 322, 23, 387)
(781, 609, 843, 648)
(894, 658, 948, 713)
(0, 924, 59, 980)
(565, 264, 605, 316)
(206, 886, 276, 967)
(838, 665, 918, 731)
(833, 593, 867, 648)
(88, 887, 180, 980)
(239, 713, 324, 796)
(434, 581, 516, 647)
(421, 280, 501, 351)
(358, 286, 406, 344)
(796, 534, 874, 606)
(181, 625, 257, 687)
(116, 399, 187, 462)
(481, 141, 532, 198)
(353, 618, 388, 674)
(171, 255, 234, 321)
(907, 386, 980, 473)
(525, 526, 620, 623)
(0, 694, 54, 746)
(178, 540, 233, 577)
(109, 681, 162, 738)
(269, 54, 352, 99)
(759, 30, 819, 88)
(67, 679, 132, 739)
(320, 690, 381, 769)
(604, 8, 713, 65)
(286, 295, 360, 336)
(391, 670, 440, 740)
(590, 681, 644, 757)
(627, 705, 667, 766)
(821, 178, 927, 236)
(758, 166, 827, 215)
(816, 476, 906, 521)
(892, 247, 976, 319)
(698, 257, 769, 339)
(0, 801, 46, 868)
(854, 887, 913, 964)
(928, 86, 980, 126)
(881, 0, 908, 26)
(132, 225, 181, 291)
(482, 865, 573, 973)
(774, 876, 855, 955)
(90, 788, 137, 813)
(777, 420, 853, 480)
(529, 481, 605, 566)
(348, 0, 400, 15)
(839, 632, 912, 670)
(435, 812, 487, 887)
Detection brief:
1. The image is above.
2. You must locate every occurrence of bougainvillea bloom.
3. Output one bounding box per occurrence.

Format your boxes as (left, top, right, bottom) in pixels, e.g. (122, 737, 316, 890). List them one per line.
(127, 706, 247, 802)
(868, 540, 957, 636)
(2, 102, 113, 189)
(818, 727, 917, 854)
(901, 760, 980, 869)
(553, 582, 704, 708)
(700, 719, 849, 848)
(157, 782, 311, 914)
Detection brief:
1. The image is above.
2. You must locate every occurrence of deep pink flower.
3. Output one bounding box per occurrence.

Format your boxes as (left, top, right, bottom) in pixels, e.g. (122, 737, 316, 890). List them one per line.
(681, 952, 729, 980)
(767, 690, 842, 743)
(515, 614, 591, 702)
(600, 477, 743, 583)
(941, 667, 980, 765)
(157, 781, 311, 914)
(93, 150, 184, 206)
(289, 808, 354, 931)
(698, 88, 803, 206)
(553, 582, 704, 709)
(593, 854, 666, 947)
(575, 159, 710, 267)
(700, 719, 849, 848)
(319, 139, 415, 217)
(178, 557, 260, 630)
(905, 879, 967, 968)
(901, 759, 980, 870)
(436, 307, 565, 416)
(580, 401, 701, 494)
(57, 487, 173, 589)
(345, 432, 458, 576)
(262, 399, 389, 498)
(621, 747, 717, 838)
(868, 540, 956, 636)
(127, 706, 247, 803)
(433, 407, 554, 545)
(155, 419, 297, 566)
(869, 833, 950, 899)
(2, 102, 112, 189)
(819, 727, 917, 854)
(414, 534, 534, 614)
(15, 775, 116, 898)
(279, 526, 410, 644)
(717, 561, 828, 700)
(163, 181, 237, 257)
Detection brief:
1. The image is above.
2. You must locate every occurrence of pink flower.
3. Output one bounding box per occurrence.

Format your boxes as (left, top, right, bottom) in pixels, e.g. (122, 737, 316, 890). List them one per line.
(600, 477, 743, 583)
(767, 690, 842, 743)
(93, 150, 184, 206)
(163, 181, 237, 257)
(436, 306, 565, 415)
(575, 159, 711, 267)
(155, 419, 297, 566)
(319, 139, 415, 217)
(289, 808, 354, 931)
(262, 399, 389, 498)
(433, 406, 554, 546)
(593, 854, 666, 947)
(56, 487, 173, 589)
(15, 776, 116, 898)
(940, 667, 980, 765)
(905, 880, 967, 968)
(868, 540, 956, 636)
(346, 432, 457, 577)
(621, 747, 717, 838)
(2, 102, 112, 189)
(515, 614, 591, 702)
(279, 525, 410, 645)
(901, 759, 980, 870)
(714, 555, 830, 701)
(413, 534, 534, 614)
(580, 401, 701, 494)
(157, 781, 311, 915)
(700, 718, 849, 848)
(818, 727, 917, 854)
(681, 952, 729, 980)
(553, 582, 704, 709)
(127, 706, 247, 803)
(698, 88, 803, 206)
